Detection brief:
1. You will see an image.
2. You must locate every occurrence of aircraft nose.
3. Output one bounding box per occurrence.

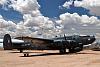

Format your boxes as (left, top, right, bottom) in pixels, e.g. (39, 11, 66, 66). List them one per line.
(90, 35, 96, 43)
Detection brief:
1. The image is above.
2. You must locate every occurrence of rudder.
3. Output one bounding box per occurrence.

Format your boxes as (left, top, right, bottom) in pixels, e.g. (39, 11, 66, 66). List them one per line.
(3, 34, 13, 50)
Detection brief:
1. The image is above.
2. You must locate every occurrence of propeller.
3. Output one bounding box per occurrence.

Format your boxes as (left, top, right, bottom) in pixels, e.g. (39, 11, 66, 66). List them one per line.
(64, 34, 66, 40)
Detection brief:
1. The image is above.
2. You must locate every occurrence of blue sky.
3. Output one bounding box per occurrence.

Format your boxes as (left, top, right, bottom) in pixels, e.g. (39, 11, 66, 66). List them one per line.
(38, 0, 88, 17)
(0, 0, 99, 23)
(38, 0, 67, 18)
(0, 5, 23, 22)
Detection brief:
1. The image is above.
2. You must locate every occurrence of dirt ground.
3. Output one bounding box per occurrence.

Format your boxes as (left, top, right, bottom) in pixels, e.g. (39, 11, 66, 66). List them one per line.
(0, 50, 100, 67)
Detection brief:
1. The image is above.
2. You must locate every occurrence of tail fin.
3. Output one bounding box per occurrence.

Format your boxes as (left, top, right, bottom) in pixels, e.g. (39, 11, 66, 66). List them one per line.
(3, 34, 13, 50)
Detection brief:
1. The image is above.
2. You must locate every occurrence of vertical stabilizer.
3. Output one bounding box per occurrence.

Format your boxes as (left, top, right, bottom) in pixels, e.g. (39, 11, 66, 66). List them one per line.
(3, 34, 13, 50)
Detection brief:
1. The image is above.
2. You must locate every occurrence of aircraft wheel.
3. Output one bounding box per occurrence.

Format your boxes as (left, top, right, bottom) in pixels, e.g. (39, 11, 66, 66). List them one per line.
(69, 47, 83, 53)
(69, 48, 75, 53)
(59, 49, 66, 54)
(23, 53, 29, 57)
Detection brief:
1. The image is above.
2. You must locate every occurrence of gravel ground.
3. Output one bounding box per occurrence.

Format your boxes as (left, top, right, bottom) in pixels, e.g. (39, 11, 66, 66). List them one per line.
(0, 50, 100, 67)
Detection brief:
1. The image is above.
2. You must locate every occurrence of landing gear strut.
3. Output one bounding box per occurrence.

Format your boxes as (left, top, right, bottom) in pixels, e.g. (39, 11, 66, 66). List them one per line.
(19, 49, 23, 53)
(69, 48, 75, 53)
(59, 49, 66, 54)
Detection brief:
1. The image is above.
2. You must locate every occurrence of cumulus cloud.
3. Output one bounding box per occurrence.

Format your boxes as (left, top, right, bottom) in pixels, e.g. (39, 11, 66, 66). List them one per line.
(74, 0, 100, 16)
(0, 0, 100, 38)
(63, 0, 73, 8)
(0, 0, 62, 38)
(0, 0, 7, 5)
(0, 15, 16, 29)
(63, 0, 100, 16)
(9, 0, 40, 14)
(60, 12, 100, 26)
(59, 12, 100, 35)
(61, 0, 100, 35)
(0, 15, 17, 38)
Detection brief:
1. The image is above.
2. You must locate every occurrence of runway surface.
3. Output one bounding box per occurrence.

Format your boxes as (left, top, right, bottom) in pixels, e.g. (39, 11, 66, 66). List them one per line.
(0, 50, 100, 67)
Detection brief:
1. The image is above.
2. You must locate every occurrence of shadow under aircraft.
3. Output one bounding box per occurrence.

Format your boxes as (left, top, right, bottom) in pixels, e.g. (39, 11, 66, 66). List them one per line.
(1, 34, 95, 55)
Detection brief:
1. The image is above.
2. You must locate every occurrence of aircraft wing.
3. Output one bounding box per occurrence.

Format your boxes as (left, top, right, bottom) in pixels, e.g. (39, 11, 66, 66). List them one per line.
(15, 37, 54, 45)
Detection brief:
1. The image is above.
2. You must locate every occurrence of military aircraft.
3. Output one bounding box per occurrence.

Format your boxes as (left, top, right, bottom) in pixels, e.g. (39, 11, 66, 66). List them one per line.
(1, 34, 95, 54)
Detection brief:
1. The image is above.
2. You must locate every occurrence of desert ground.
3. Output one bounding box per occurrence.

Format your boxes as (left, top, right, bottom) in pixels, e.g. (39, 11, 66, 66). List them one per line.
(0, 50, 100, 67)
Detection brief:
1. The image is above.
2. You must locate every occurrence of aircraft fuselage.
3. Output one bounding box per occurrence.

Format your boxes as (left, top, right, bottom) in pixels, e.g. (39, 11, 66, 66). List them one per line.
(3, 34, 96, 53)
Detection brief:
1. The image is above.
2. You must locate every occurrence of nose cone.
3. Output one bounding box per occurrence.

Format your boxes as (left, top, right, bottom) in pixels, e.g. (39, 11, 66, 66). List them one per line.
(89, 36, 96, 44)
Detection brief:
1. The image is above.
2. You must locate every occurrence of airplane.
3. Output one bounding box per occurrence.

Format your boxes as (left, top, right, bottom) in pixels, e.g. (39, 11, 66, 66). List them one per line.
(0, 34, 96, 55)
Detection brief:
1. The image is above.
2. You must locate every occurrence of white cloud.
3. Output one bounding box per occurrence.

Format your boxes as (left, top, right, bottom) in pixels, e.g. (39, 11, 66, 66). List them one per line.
(0, 0, 100, 38)
(0, 0, 62, 38)
(9, 0, 40, 14)
(59, 12, 100, 35)
(0, 15, 16, 28)
(61, 0, 100, 35)
(63, 0, 100, 16)
(74, 0, 100, 16)
(74, 0, 100, 7)
(63, 0, 73, 8)
(0, 15, 17, 38)
(0, 0, 7, 5)
(60, 12, 100, 26)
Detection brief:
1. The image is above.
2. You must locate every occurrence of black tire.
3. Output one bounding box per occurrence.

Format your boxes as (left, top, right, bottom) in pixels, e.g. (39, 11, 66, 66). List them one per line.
(69, 48, 75, 53)
(69, 47, 83, 53)
(59, 49, 66, 54)
(74, 47, 81, 52)
(69, 44, 83, 53)
(24, 54, 27, 57)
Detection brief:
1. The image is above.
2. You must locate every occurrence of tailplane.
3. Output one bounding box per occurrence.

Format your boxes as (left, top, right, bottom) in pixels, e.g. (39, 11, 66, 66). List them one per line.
(3, 34, 13, 50)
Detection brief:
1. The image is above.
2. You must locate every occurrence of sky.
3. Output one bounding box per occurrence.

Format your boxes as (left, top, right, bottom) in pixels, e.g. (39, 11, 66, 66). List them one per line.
(0, 0, 100, 38)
